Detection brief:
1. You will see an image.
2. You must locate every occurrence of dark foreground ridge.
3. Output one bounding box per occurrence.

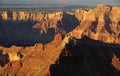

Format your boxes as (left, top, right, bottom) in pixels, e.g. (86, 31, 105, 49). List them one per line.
(50, 36, 120, 76)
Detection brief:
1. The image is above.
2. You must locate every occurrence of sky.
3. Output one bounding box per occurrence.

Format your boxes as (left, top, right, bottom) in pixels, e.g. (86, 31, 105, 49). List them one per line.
(0, 0, 120, 5)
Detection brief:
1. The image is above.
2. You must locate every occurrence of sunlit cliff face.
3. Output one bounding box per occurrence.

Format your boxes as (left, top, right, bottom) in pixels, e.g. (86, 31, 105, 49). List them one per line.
(0, 5, 120, 44)
(0, 4, 120, 76)
(0, 11, 63, 21)
(70, 4, 120, 43)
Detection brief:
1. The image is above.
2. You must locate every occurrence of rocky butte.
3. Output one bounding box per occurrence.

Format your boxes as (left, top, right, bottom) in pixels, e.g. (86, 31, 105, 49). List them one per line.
(0, 4, 120, 76)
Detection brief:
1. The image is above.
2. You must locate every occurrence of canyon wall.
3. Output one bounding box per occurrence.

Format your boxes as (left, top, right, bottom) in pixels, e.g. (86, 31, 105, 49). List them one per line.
(0, 4, 120, 76)
(0, 5, 120, 44)
(0, 11, 63, 21)
(70, 4, 120, 44)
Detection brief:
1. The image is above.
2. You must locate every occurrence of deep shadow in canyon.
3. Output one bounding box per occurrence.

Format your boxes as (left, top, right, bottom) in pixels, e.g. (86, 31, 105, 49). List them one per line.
(0, 12, 80, 47)
(0, 51, 9, 67)
(0, 20, 56, 47)
(50, 36, 120, 76)
(57, 12, 80, 34)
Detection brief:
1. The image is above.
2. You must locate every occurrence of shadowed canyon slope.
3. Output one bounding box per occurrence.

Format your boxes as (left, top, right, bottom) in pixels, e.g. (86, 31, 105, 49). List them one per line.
(0, 4, 120, 76)
(0, 4, 120, 44)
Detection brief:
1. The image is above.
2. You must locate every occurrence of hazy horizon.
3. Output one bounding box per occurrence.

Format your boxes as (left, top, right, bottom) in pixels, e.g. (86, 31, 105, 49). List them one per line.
(0, 0, 120, 6)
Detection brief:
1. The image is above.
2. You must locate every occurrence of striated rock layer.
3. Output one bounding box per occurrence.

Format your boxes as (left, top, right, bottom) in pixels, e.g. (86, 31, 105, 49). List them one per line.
(0, 4, 120, 76)
(0, 11, 63, 21)
(0, 4, 120, 44)
(71, 4, 120, 43)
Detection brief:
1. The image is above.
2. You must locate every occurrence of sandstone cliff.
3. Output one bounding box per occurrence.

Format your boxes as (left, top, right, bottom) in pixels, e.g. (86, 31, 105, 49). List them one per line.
(70, 4, 120, 44)
(0, 34, 120, 76)
(0, 5, 120, 43)
(0, 4, 120, 76)
(0, 11, 62, 21)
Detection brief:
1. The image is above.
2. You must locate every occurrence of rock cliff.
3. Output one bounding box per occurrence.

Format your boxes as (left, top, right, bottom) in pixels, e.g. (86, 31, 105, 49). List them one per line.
(71, 4, 120, 43)
(0, 5, 120, 44)
(0, 4, 120, 76)
(0, 11, 62, 21)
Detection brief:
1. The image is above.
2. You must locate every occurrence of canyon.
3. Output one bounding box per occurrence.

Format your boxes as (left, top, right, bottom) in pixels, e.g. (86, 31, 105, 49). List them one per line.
(0, 4, 120, 76)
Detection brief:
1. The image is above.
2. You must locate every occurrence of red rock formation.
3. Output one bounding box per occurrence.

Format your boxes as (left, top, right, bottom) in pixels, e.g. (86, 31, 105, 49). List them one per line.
(0, 4, 120, 76)
(70, 4, 120, 44)
(112, 54, 120, 70)
(0, 33, 65, 75)
(0, 11, 62, 21)
(1, 5, 119, 43)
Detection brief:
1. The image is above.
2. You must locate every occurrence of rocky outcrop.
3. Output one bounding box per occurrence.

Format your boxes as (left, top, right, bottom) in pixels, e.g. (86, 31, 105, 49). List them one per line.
(0, 33, 71, 75)
(71, 4, 120, 43)
(0, 34, 120, 76)
(0, 33, 64, 75)
(0, 4, 120, 76)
